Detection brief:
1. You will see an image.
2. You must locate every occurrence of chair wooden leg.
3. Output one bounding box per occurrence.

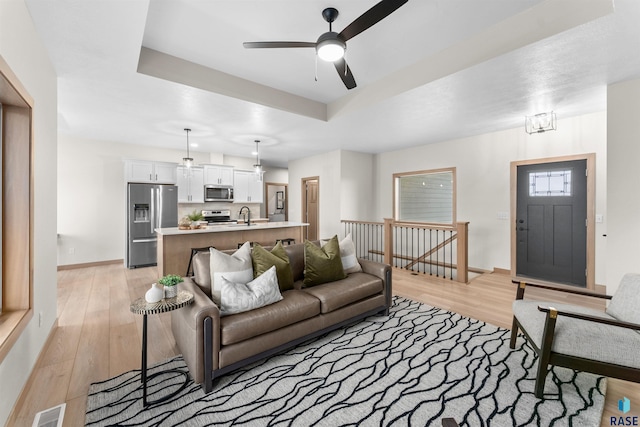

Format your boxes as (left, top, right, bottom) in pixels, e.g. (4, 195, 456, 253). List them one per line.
(509, 317, 519, 349)
(535, 308, 558, 398)
(534, 361, 549, 398)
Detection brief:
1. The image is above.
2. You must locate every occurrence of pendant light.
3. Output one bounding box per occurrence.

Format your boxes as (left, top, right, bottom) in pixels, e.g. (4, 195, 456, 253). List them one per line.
(183, 128, 194, 168)
(253, 139, 263, 182)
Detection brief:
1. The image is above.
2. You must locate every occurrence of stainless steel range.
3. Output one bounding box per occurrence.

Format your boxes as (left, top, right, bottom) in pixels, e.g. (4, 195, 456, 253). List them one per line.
(202, 209, 237, 225)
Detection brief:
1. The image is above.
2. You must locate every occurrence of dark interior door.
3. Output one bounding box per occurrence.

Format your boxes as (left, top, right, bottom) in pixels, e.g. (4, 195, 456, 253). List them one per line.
(516, 160, 587, 287)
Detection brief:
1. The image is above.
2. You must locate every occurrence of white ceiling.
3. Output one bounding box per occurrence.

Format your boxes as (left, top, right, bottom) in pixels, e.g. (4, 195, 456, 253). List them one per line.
(24, 0, 640, 168)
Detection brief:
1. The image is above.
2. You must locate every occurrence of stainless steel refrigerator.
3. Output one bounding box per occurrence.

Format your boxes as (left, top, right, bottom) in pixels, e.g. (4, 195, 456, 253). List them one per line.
(126, 183, 178, 268)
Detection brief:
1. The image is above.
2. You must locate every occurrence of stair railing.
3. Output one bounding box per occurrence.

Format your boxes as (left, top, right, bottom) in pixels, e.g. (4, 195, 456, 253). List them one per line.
(342, 219, 469, 283)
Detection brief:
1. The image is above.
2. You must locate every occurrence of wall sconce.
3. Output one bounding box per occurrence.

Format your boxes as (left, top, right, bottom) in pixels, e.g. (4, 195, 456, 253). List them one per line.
(525, 112, 557, 134)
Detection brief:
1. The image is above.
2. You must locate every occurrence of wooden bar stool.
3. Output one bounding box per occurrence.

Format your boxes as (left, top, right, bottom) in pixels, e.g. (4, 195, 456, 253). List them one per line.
(186, 246, 214, 277)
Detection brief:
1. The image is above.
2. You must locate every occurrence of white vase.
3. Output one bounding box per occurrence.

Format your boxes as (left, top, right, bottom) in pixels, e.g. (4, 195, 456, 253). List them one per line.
(164, 285, 178, 299)
(145, 283, 164, 303)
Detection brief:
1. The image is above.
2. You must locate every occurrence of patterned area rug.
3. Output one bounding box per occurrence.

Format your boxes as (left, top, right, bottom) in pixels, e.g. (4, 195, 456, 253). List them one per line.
(86, 297, 606, 426)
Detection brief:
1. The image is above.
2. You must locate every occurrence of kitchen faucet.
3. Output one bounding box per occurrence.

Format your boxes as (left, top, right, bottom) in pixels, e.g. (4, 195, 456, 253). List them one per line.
(239, 206, 251, 226)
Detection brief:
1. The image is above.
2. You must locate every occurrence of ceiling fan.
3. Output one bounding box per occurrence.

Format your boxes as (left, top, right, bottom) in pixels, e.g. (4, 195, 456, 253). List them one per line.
(243, 0, 409, 90)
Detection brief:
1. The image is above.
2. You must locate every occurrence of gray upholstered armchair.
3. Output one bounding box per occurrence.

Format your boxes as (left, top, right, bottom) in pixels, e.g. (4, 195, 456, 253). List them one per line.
(510, 273, 640, 398)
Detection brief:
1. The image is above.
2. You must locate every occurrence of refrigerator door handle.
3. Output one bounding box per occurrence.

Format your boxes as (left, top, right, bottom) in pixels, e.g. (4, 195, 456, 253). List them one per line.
(150, 187, 156, 235)
(157, 186, 163, 229)
(132, 238, 157, 243)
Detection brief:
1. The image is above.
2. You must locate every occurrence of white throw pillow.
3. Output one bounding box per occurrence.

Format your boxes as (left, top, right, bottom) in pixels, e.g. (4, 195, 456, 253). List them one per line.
(322, 233, 362, 274)
(220, 266, 283, 316)
(210, 242, 253, 306)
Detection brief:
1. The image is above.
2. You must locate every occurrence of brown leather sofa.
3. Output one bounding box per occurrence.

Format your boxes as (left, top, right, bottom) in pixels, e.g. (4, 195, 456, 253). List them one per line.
(171, 241, 392, 393)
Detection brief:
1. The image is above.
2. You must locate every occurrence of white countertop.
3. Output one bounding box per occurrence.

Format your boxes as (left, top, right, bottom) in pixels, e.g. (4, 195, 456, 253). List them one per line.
(156, 221, 309, 236)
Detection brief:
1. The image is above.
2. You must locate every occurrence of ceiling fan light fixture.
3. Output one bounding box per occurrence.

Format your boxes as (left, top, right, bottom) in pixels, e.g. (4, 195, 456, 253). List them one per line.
(316, 32, 345, 62)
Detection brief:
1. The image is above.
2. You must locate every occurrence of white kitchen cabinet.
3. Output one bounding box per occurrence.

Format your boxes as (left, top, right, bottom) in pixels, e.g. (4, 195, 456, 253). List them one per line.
(233, 170, 263, 203)
(177, 166, 205, 203)
(204, 165, 234, 186)
(125, 160, 177, 184)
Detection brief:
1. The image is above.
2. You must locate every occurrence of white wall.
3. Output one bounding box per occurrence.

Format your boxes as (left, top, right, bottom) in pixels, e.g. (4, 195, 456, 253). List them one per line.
(57, 135, 211, 265)
(341, 151, 376, 222)
(264, 167, 288, 184)
(0, 0, 58, 424)
(606, 78, 640, 294)
(375, 111, 608, 283)
(288, 150, 342, 239)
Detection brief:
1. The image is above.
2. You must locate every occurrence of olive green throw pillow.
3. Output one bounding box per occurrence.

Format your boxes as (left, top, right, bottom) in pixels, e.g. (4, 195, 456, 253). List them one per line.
(251, 242, 294, 291)
(303, 236, 347, 287)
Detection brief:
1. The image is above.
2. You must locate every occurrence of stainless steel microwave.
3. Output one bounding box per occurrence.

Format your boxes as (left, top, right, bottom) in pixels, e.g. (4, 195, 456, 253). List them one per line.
(204, 185, 234, 202)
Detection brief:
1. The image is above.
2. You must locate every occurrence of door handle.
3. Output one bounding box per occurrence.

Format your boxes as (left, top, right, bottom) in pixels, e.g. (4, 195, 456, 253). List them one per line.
(518, 227, 528, 231)
(132, 238, 157, 243)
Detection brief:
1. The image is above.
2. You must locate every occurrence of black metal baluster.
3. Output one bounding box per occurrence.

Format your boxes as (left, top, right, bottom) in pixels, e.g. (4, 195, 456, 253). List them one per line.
(449, 230, 453, 280)
(429, 229, 432, 276)
(405, 226, 408, 269)
(420, 227, 424, 274)
(367, 224, 371, 259)
(394, 226, 397, 268)
(376, 223, 379, 262)
(421, 228, 425, 274)
(444, 229, 448, 280)
(359, 222, 362, 259)
(436, 229, 439, 277)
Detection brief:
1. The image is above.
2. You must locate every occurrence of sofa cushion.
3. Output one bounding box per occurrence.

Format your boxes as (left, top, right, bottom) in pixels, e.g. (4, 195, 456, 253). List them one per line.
(252, 242, 294, 291)
(303, 236, 346, 287)
(606, 273, 640, 325)
(513, 300, 640, 369)
(220, 266, 283, 316)
(321, 233, 362, 274)
(220, 290, 321, 345)
(192, 251, 212, 298)
(210, 242, 253, 307)
(284, 242, 308, 282)
(303, 272, 383, 313)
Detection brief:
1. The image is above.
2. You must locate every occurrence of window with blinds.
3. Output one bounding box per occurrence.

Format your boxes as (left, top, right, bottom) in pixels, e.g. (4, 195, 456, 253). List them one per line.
(394, 168, 456, 225)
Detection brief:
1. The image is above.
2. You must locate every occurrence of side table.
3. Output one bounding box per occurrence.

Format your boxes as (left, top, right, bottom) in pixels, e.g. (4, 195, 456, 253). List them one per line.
(130, 290, 194, 407)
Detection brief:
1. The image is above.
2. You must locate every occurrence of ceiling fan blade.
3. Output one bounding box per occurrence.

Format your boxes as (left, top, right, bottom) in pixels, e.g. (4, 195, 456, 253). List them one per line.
(339, 0, 408, 42)
(334, 58, 357, 90)
(243, 41, 316, 49)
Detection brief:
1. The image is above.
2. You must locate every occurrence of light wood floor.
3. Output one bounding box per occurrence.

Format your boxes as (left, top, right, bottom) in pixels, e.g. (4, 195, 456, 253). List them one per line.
(7, 264, 639, 426)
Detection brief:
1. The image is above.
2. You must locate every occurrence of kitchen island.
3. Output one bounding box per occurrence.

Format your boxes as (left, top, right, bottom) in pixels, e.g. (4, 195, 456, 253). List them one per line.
(155, 222, 308, 276)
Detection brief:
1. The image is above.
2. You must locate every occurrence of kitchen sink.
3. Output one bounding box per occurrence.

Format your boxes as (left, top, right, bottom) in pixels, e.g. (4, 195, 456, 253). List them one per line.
(227, 223, 258, 227)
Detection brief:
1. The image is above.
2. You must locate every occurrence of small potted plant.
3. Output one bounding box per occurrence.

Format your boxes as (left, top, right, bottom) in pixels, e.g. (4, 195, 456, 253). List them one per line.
(187, 210, 204, 229)
(158, 274, 183, 298)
